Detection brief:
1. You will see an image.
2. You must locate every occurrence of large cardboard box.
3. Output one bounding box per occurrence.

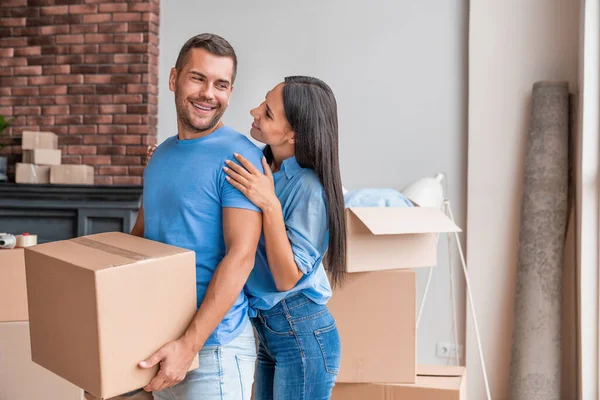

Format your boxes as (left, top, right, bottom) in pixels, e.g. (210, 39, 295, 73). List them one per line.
(23, 148, 62, 165)
(22, 130, 58, 150)
(15, 163, 51, 184)
(25, 232, 199, 399)
(345, 207, 461, 272)
(332, 365, 466, 400)
(329, 270, 416, 383)
(0, 321, 84, 400)
(50, 164, 94, 185)
(0, 249, 28, 322)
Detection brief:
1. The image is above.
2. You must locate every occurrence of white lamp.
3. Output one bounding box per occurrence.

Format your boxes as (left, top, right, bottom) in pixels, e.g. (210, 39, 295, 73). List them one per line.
(401, 172, 492, 400)
(400, 173, 445, 209)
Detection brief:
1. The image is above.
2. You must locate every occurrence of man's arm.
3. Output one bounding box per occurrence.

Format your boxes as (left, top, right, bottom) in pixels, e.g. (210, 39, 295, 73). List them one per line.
(130, 205, 144, 237)
(181, 207, 261, 351)
(139, 207, 261, 392)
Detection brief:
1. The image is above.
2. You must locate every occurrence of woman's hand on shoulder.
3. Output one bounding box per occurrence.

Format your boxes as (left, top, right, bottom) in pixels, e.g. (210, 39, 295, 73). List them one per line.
(223, 153, 278, 211)
(145, 144, 157, 166)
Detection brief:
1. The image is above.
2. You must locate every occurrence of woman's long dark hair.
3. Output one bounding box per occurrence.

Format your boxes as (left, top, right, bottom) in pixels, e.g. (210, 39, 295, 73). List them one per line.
(263, 76, 346, 287)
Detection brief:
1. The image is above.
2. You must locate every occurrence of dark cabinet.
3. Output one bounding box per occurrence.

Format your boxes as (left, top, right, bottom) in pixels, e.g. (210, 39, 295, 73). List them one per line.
(0, 184, 143, 244)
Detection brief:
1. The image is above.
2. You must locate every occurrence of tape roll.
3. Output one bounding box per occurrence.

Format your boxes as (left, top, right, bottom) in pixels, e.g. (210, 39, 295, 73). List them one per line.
(15, 234, 37, 248)
(0, 234, 16, 249)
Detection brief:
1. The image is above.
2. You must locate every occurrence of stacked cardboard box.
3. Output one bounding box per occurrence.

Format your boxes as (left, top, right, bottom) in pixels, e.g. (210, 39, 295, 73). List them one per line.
(16, 130, 95, 185)
(0, 245, 154, 400)
(0, 248, 84, 400)
(24, 232, 199, 399)
(330, 207, 467, 399)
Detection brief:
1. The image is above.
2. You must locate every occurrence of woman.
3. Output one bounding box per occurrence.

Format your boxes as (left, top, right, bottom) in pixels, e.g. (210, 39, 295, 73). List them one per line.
(148, 76, 345, 400)
(223, 76, 346, 400)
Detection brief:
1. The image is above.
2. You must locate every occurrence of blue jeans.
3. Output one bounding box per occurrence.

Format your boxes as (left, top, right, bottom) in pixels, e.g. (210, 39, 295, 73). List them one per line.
(251, 293, 341, 400)
(152, 321, 257, 400)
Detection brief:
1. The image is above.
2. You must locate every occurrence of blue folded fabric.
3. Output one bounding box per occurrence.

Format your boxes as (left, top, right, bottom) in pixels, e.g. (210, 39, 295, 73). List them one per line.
(343, 188, 414, 208)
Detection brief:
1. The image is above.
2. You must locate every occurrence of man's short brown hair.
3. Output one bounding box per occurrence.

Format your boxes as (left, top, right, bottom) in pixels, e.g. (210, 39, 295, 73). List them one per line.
(175, 33, 238, 84)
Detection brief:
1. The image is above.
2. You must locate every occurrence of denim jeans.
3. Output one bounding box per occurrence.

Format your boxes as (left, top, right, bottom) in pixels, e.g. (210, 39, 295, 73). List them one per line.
(251, 293, 341, 400)
(152, 321, 257, 400)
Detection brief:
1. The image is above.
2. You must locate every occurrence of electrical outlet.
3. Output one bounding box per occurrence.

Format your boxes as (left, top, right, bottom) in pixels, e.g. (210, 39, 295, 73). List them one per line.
(436, 342, 463, 359)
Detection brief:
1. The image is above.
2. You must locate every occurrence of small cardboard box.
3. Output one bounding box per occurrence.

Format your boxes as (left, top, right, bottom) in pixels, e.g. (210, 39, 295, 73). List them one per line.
(0, 321, 84, 400)
(15, 163, 51, 184)
(23, 148, 62, 165)
(329, 270, 416, 383)
(332, 365, 467, 400)
(22, 130, 58, 150)
(25, 232, 199, 399)
(345, 207, 461, 272)
(50, 164, 94, 185)
(0, 249, 28, 322)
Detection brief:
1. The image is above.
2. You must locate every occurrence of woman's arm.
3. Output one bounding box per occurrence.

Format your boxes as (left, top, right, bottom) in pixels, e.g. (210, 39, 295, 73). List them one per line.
(262, 203, 304, 291)
(224, 154, 303, 291)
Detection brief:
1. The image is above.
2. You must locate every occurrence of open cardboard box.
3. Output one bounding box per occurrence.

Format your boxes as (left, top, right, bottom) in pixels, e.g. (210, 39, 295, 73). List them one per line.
(332, 365, 466, 400)
(25, 232, 199, 399)
(345, 207, 461, 272)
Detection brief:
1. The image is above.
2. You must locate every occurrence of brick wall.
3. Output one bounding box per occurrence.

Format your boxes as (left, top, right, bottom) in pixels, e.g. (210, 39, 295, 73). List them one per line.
(0, 0, 159, 185)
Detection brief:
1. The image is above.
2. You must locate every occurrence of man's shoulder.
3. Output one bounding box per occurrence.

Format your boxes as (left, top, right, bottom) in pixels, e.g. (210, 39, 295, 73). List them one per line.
(218, 126, 263, 156)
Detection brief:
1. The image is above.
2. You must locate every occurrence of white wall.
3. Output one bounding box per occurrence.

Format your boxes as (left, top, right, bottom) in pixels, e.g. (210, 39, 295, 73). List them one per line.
(159, 0, 468, 366)
(577, 0, 600, 397)
(467, 0, 580, 398)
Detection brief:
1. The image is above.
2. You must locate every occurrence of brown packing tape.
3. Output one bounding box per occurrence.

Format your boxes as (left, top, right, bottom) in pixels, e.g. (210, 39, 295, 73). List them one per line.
(70, 237, 149, 263)
(15, 234, 37, 248)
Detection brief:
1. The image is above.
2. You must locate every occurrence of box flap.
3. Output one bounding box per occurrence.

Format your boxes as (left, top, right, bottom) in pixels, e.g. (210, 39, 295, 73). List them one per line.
(27, 232, 191, 271)
(347, 207, 461, 235)
(417, 365, 465, 378)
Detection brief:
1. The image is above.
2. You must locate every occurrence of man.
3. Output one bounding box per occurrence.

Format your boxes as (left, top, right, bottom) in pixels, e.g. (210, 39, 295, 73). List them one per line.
(130, 33, 263, 400)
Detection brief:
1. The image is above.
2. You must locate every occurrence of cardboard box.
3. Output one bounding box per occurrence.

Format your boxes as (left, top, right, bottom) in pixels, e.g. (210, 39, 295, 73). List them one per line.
(345, 207, 461, 272)
(50, 164, 94, 185)
(22, 130, 58, 150)
(25, 232, 199, 399)
(15, 163, 51, 184)
(0, 321, 84, 400)
(0, 249, 28, 322)
(23, 148, 62, 165)
(329, 270, 416, 383)
(332, 365, 466, 400)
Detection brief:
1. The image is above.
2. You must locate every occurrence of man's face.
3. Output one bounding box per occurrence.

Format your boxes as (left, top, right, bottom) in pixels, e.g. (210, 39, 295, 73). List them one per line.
(169, 48, 234, 134)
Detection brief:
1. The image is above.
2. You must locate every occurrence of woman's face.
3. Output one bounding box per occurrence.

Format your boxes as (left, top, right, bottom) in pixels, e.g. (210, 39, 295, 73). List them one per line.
(249, 83, 294, 146)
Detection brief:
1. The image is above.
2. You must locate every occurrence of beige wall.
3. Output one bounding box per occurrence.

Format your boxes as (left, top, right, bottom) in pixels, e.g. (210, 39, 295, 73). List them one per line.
(467, 0, 580, 398)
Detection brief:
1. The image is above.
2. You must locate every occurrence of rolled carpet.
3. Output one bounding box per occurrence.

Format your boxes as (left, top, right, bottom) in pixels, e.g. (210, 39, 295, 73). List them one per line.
(510, 81, 570, 400)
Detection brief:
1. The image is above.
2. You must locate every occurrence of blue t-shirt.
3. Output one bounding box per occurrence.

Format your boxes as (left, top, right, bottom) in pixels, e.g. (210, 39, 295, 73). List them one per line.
(245, 156, 332, 316)
(143, 125, 263, 346)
